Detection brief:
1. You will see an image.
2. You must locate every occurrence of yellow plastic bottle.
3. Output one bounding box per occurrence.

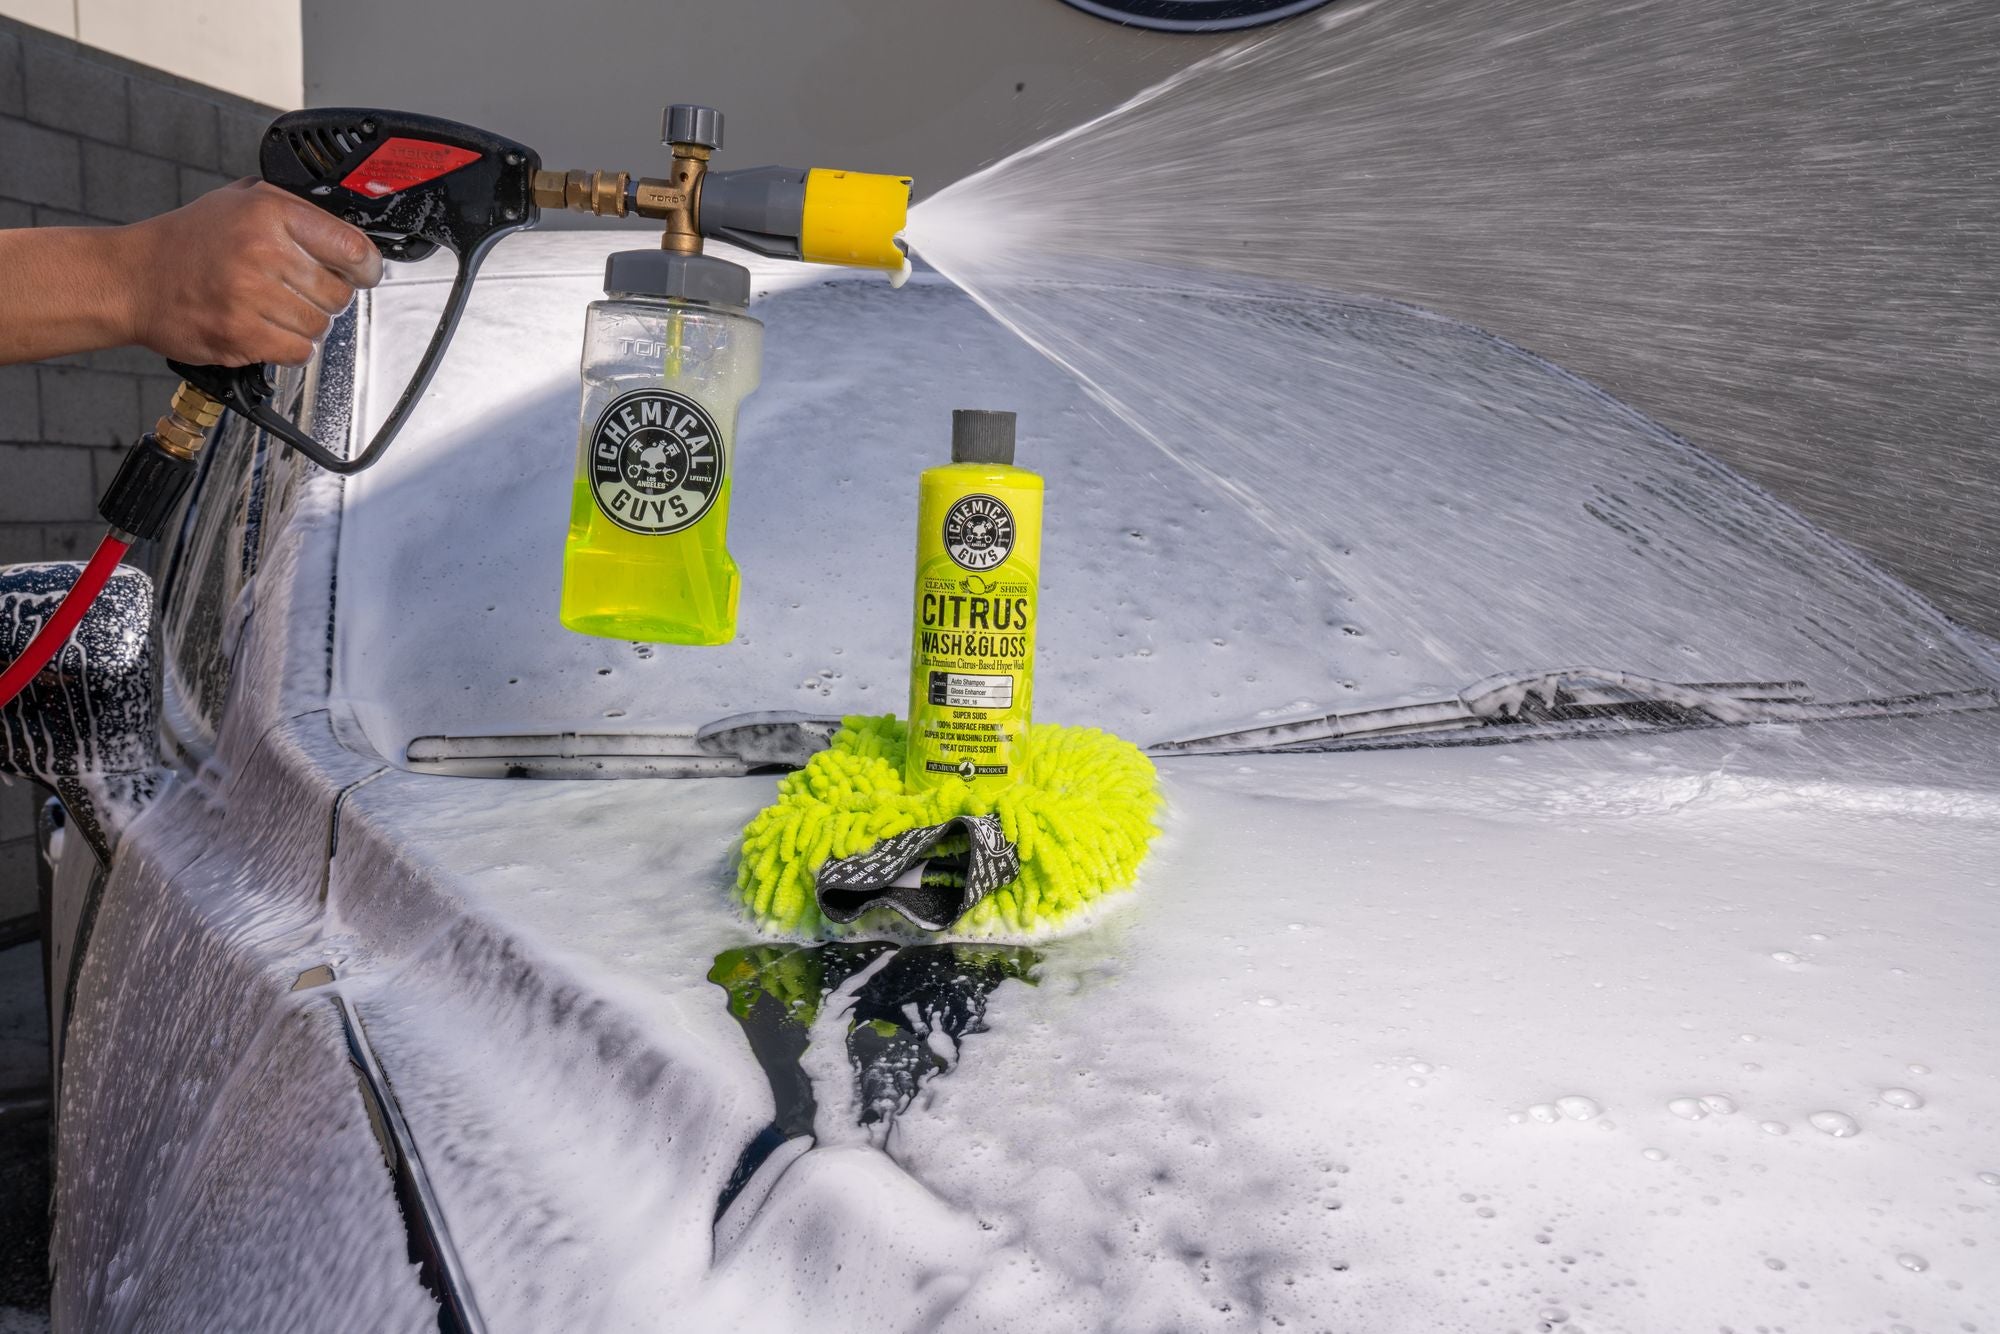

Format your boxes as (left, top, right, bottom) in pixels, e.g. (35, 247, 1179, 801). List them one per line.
(905, 410, 1043, 795)
(560, 252, 762, 645)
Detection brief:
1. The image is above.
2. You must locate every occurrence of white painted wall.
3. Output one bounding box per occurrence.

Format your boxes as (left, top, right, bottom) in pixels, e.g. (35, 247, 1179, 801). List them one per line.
(1, 0, 301, 106)
(302, 0, 1234, 199)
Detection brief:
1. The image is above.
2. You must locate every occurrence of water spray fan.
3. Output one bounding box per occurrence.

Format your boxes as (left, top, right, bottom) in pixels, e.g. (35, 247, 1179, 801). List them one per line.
(0, 104, 911, 710)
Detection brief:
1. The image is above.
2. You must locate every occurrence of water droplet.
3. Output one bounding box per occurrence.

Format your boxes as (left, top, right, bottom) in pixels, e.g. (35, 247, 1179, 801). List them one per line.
(1759, 1120, 1789, 1135)
(1881, 1087, 1924, 1110)
(1642, 1147, 1668, 1162)
(1906, 1063, 1930, 1075)
(1976, 1171, 1999, 1187)
(1410, 1061, 1434, 1075)
(1897, 1253, 1930, 1273)
(1808, 1110, 1860, 1138)
(1701, 1094, 1738, 1115)
(1528, 1103, 1562, 1124)
(1556, 1095, 1602, 1121)
(1765, 1257, 1787, 1271)
(1668, 1096, 1708, 1120)
(1770, 950, 1800, 964)
(1256, 996, 1278, 1008)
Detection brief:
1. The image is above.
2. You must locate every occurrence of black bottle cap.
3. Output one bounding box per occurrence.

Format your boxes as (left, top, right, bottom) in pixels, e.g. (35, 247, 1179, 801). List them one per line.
(951, 409, 1016, 465)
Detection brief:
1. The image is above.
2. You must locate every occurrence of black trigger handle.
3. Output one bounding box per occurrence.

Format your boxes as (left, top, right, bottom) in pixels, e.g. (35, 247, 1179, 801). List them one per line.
(174, 108, 542, 474)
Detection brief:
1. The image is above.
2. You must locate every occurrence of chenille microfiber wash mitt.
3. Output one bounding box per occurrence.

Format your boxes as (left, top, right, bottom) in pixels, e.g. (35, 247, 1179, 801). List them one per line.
(736, 715, 1161, 939)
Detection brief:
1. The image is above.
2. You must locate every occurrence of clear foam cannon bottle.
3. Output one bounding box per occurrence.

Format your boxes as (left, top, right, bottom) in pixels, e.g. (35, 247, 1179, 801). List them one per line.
(905, 410, 1043, 795)
(557, 103, 911, 644)
(561, 249, 760, 644)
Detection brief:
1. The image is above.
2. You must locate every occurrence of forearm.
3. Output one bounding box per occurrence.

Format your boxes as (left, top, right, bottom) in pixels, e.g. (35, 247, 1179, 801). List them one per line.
(0, 226, 145, 366)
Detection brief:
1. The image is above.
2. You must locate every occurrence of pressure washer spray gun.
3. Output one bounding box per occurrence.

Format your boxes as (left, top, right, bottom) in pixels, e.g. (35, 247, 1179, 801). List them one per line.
(0, 105, 911, 708)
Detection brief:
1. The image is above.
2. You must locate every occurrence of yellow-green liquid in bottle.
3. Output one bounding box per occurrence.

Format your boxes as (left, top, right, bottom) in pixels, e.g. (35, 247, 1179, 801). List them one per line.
(560, 298, 762, 645)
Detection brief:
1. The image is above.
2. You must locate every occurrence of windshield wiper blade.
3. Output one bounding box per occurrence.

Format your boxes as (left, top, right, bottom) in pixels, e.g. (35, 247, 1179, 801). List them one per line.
(406, 712, 842, 779)
(1150, 667, 1996, 757)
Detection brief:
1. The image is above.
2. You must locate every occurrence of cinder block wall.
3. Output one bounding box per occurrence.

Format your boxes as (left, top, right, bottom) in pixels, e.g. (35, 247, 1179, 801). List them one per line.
(0, 15, 276, 913)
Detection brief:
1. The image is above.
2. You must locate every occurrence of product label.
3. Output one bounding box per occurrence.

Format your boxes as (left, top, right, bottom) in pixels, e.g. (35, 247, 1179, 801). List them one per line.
(927, 670, 1015, 709)
(908, 475, 1042, 794)
(942, 494, 1016, 571)
(587, 388, 724, 536)
(339, 138, 481, 198)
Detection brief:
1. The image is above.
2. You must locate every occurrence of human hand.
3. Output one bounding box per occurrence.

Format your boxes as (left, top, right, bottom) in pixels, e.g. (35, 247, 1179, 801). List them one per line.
(115, 180, 384, 367)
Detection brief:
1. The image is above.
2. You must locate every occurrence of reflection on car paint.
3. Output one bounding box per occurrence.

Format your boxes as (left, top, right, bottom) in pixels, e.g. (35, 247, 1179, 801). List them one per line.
(707, 942, 1040, 1216)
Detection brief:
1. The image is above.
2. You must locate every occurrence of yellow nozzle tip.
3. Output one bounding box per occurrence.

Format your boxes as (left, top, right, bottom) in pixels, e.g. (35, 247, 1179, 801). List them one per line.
(800, 169, 912, 272)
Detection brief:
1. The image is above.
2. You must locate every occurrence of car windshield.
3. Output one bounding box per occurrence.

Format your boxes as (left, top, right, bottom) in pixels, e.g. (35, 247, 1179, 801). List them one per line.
(331, 235, 1995, 766)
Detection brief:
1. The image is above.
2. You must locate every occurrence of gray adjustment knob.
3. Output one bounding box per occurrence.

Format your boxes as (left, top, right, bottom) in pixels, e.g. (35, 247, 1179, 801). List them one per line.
(663, 104, 724, 150)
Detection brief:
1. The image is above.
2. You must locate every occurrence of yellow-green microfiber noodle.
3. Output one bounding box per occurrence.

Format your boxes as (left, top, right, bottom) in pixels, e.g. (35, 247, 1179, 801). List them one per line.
(736, 715, 1162, 939)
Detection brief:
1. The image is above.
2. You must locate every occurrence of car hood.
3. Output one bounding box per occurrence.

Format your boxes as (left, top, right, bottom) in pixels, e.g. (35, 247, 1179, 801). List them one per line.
(326, 712, 2000, 1332)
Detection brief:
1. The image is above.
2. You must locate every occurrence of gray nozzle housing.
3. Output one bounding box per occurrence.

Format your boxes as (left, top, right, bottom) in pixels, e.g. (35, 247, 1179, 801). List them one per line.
(605, 250, 751, 307)
(952, 410, 1016, 465)
(700, 166, 808, 260)
(664, 104, 723, 149)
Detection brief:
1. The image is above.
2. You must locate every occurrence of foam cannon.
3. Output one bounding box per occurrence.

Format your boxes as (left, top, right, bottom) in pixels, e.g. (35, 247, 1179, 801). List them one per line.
(0, 104, 910, 705)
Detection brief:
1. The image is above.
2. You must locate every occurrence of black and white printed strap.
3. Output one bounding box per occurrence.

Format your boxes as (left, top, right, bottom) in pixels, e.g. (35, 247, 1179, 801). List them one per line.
(815, 815, 1021, 931)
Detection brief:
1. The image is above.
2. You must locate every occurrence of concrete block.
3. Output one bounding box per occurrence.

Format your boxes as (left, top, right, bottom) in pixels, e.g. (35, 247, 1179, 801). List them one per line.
(0, 197, 31, 228)
(38, 366, 140, 447)
(0, 365, 37, 442)
(90, 441, 131, 495)
(129, 80, 218, 171)
(81, 345, 162, 376)
(0, 522, 38, 565)
(80, 149, 169, 230)
(0, 443, 94, 522)
(0, 115, 79, 209)
(177, 165, 227, 207)
(218, 105, 269, 179)
(39, 522, 105, 559)
(82, 141, 177, 224)
(0, 24, 21, 119)
(138, 373, 181, 421)
(31, 207, 103, 228)
(22, 37, 126, 144)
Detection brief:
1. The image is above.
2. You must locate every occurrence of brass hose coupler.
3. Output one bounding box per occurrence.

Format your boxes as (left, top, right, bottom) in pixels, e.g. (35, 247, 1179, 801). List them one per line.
(152, 381, 225, 461)
(531, 168, 631, 218)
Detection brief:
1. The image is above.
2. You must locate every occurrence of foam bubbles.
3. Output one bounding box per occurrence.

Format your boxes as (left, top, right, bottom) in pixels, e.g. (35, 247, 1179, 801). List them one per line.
(1556, 1095, 1603, 1121)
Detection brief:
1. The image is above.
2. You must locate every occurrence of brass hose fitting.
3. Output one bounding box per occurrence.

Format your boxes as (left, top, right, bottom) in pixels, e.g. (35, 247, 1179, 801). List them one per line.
(152, 382, 225, 461)
(532, 106, 722, 254)
(655, 142, 708, 255)
(530, 168, 631, 218)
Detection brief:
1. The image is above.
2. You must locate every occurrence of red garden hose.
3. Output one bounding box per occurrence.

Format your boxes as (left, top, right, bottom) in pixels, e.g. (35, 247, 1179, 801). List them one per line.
(0, 530, 131, 711)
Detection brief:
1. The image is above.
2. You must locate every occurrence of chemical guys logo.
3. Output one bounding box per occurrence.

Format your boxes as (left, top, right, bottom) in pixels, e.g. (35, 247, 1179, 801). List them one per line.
(942, 495, 1015, 571)
(589, 388, 723, 535)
